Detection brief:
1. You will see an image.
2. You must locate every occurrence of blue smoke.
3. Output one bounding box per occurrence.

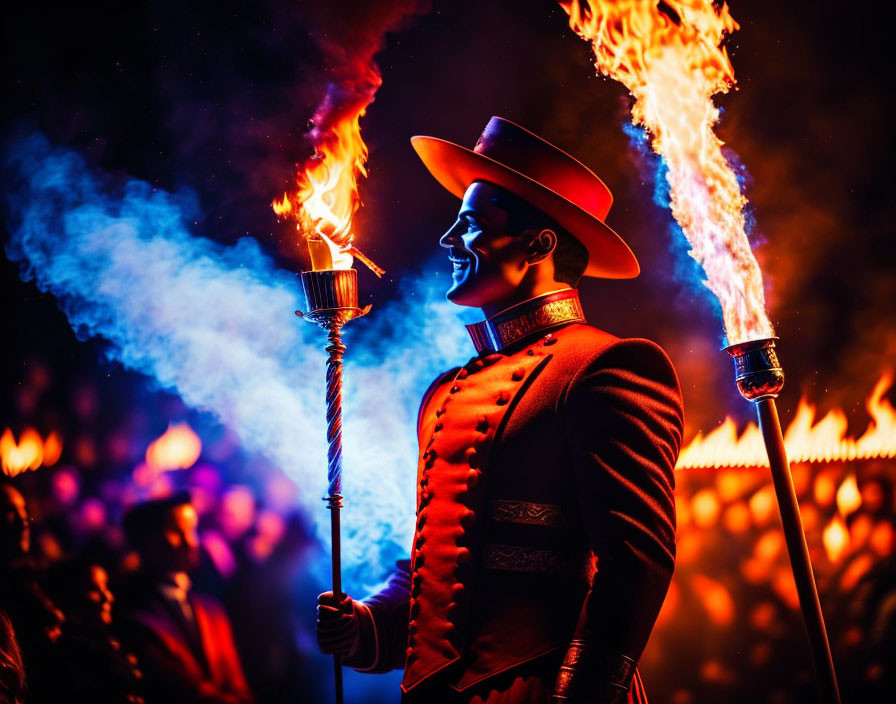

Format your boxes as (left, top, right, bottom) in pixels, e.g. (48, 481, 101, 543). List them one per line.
(3, 133, 473, 592)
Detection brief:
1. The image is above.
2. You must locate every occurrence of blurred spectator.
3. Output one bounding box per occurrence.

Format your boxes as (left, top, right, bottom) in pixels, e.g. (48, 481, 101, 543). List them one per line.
(116, 492, 254, 704)
(0, 483, 64, 703)
(45, 560, 144, 703)
(0, 609, 25, 704)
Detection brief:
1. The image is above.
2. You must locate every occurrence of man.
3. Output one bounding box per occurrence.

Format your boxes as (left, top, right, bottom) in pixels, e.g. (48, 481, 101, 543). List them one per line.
(116, 492, 253, 704)
(318, 117, 684, 703)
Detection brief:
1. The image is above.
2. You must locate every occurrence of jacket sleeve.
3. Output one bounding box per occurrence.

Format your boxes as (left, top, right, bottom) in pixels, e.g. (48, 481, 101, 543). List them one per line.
(555, 339, 683, 702)
(343, 559, 412, 673)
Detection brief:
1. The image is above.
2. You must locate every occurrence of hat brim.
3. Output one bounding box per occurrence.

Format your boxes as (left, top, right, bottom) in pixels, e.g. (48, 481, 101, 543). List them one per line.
(411, 136, 639, 279)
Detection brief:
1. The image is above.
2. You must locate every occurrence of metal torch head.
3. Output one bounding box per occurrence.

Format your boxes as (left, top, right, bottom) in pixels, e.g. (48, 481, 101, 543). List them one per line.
(296, 269, 370, 329)
(723, 337, 785, 402)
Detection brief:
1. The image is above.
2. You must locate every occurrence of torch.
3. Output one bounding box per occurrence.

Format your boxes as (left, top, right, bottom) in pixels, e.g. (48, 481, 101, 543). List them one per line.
(274, 96, 383, 703)
(724, 338, 840, 704)
(562, 1, 843, 701)
(296, 255, 369, 704)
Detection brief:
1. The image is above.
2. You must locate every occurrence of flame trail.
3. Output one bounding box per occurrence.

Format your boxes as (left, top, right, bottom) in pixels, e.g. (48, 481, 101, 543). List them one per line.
(3, 133, 471, 590)
(561, 0, 773, 345)
(272, 0, 428, 274)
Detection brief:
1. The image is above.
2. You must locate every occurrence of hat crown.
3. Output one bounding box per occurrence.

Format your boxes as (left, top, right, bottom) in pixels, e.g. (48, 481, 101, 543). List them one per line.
(473, 117, 612, 220)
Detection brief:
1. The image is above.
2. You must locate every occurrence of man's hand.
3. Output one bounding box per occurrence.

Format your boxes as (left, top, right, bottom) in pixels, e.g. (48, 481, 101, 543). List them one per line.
(317, 592, 362, 658)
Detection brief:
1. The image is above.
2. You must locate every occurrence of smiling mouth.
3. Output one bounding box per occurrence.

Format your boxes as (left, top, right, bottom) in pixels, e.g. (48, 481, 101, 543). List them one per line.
(448, 248, 471, 267)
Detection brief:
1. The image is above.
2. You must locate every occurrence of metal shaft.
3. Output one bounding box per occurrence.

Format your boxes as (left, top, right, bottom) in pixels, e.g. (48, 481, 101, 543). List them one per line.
(325, 321, 345, 704)
(756, 398, 841, 704)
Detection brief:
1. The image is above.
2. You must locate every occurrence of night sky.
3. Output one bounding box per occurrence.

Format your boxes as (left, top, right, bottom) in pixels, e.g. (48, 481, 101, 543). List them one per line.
(2, 0, 894, 451)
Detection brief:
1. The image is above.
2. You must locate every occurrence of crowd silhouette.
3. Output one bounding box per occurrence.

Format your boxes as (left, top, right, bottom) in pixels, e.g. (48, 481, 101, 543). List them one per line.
(0, 480, 324, 704)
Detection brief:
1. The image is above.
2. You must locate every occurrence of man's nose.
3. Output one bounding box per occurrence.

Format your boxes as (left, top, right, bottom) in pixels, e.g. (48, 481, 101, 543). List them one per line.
(439, 220, 464, 249)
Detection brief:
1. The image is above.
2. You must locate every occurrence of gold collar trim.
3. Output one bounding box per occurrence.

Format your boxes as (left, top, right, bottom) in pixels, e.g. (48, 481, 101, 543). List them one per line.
(465, 289, 585, 353)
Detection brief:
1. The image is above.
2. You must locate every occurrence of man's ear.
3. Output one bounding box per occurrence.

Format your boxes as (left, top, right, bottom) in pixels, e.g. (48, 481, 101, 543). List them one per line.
(526, 228, 557, 265)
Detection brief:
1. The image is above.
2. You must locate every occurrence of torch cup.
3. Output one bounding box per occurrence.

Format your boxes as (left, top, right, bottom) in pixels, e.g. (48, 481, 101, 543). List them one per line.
(724, 338, 841, 704)
(297, 268, 369, 704)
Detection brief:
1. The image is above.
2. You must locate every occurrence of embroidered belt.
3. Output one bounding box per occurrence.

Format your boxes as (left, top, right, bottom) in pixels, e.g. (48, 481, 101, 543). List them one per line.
(481, 544, 569, 574)
(489, 500, 566, 527)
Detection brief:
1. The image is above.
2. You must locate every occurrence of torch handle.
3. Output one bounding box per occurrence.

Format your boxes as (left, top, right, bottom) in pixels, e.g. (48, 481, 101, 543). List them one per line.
(325, 322, 345, 704)
(757, 398, 841, 704)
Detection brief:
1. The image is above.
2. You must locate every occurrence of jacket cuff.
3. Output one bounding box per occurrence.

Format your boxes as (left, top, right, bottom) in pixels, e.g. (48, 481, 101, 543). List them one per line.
(343, 602, 378, 671)
(552, 640, 636, 704)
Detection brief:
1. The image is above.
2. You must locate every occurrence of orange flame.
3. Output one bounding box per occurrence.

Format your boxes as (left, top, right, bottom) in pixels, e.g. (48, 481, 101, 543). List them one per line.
(677, 372, 896, 468)
(145, 422, 202, 472)
(1, 427, 44, 476)
(562, 0, 772, 345)
(836, 475, 862, 516)
(273, 113, 366, 271)
(42, 431, 63, 467)
(691, 574, 735, 626)
(823, 516, 849, 562)
(273, 94, 383, 277)
(1, 427, 62, 477)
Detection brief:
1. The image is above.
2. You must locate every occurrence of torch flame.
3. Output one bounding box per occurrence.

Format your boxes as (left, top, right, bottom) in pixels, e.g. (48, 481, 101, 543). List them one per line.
(562, 0, 773, 345)
(273, 91, 383, 277)
(678, 372, 896, 468)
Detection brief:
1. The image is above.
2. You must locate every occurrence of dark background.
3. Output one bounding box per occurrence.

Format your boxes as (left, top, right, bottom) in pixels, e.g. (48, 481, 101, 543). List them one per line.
(2, 1, 895, 702)
(2, 0, 894, 436)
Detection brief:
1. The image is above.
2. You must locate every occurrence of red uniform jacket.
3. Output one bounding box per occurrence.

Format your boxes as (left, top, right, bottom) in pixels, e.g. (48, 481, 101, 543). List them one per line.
(116, 578, 254, 704)
(354, 317, 683, 701)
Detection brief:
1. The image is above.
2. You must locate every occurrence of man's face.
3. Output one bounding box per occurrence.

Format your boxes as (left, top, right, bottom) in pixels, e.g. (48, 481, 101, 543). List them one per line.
(163, 503, 201, 574)
(440, 182, 531, 309)
(0, 484, 31, 559)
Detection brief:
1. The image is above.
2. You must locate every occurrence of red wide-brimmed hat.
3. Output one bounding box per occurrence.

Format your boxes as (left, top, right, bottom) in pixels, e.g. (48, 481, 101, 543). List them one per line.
(411, 116, 639, 279)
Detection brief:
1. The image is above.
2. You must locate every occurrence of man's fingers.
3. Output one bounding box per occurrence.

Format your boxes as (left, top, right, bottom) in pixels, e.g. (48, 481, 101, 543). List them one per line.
(318, 591, 353, 610)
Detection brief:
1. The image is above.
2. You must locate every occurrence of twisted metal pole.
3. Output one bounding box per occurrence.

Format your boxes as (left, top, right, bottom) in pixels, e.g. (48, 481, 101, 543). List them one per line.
(324, 320, 346, 704)
(298, 267, 367, 704)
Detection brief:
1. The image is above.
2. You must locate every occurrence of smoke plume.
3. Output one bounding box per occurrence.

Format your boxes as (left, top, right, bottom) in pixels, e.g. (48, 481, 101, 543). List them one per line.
(3, 133, 471, 591)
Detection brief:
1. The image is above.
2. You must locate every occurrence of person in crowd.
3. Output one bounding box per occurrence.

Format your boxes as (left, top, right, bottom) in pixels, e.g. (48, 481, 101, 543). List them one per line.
(0, 483, 64, 703)
(116, 492, 254, 704)
(0, 609, 26, 704)
(45, 559, 145, 703)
